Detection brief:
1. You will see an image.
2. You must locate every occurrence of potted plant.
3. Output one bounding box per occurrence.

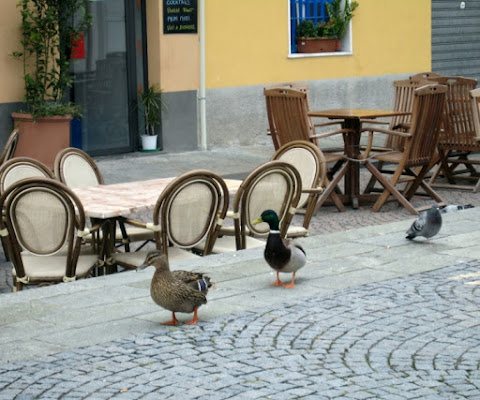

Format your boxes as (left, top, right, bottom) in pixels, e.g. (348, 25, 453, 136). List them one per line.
(10, 0, 91, 168)
(139, 84, 166, 151)
(296, 0, 358, 54)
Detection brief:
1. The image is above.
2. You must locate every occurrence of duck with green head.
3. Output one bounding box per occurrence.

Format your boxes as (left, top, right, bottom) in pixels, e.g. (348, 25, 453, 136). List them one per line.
(138, 250, 212, 325)
(252, 209, 306, 289)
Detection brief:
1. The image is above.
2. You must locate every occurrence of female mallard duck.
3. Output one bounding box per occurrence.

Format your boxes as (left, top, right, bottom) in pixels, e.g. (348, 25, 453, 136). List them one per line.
(138, 250, 212, 325)
(252, 209, 306, 289)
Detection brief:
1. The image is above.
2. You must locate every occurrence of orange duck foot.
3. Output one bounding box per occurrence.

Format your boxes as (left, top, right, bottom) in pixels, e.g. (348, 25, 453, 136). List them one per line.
(183, 308, 199, 325)
(282, 272, 296, 289)
(270, 271, 284, 287)
(162, 312, 179, 325)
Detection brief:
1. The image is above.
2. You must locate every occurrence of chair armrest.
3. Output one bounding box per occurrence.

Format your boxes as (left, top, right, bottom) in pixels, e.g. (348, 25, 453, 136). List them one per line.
(311, 127, 356, 139)
(302, 186, 324, 194)
(360, 127, 412, 158)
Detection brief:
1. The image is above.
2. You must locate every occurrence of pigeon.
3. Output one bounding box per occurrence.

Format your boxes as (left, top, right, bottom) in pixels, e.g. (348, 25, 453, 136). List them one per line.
(406, 205, 442, 241)
(441, 204, 474, 214)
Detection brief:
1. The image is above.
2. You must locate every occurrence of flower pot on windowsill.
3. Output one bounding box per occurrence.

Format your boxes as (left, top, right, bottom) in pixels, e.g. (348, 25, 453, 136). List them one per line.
(296, 37, 339, 53)
(11, 112, 72, 169)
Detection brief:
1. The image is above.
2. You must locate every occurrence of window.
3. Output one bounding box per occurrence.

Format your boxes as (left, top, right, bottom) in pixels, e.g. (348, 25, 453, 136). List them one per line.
(289, 0, 354, 55)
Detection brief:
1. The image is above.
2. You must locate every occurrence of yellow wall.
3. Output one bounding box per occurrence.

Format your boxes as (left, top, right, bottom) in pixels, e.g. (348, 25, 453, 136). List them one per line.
(147, 0, 199, 92)
(0, 1, 24, 102)
(205, 0, 431, 88)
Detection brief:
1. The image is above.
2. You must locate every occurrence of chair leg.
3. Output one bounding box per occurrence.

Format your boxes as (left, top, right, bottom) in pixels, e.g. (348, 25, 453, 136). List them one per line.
(313, 162, 348, 214)
(365, 162, 418, 214)
(363, 161, 384, 194)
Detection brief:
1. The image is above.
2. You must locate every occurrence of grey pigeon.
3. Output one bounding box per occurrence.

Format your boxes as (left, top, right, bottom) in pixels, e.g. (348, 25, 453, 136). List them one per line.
(406, 205, 442, 241)
(441, 204, 474, 214)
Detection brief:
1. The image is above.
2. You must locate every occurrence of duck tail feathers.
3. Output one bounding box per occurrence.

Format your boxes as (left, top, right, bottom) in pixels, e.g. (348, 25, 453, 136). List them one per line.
(197, 276, 211, 292)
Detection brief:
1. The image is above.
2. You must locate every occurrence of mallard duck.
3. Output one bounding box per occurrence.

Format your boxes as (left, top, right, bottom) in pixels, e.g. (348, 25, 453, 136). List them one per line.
(138, 250, 212, 325)
(252, 209, 306, 289)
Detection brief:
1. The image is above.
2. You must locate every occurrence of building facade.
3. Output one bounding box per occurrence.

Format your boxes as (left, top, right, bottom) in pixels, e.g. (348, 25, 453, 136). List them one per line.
(0, 0, 432, 155)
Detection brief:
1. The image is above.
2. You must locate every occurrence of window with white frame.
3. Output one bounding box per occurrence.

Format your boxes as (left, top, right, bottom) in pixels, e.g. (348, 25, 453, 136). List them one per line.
(289, 0, 357, 55)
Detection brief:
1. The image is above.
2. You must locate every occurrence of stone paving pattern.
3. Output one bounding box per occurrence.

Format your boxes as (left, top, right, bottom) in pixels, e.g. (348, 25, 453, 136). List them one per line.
(1, 261, 479, 399)
(1, 146, 479, 399)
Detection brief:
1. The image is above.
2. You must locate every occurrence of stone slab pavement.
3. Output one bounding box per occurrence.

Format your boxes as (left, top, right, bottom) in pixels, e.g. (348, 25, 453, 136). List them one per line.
(0, 206, 480, 398)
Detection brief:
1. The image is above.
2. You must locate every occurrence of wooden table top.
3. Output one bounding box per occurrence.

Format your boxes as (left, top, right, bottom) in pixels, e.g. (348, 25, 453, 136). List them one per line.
(73, 177, 242, 219)
(308, 108, 410, 120)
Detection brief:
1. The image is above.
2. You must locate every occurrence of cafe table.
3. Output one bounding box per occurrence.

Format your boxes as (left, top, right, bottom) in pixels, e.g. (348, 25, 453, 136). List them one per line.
(308, 108, 410, 208)
(72, 177, 242, 270)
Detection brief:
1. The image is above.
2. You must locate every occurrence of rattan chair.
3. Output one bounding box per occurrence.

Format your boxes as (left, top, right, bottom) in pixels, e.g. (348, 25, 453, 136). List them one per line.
(0, 177, 102, 291)
(264, 87, 351, 205)
(205, 160, 302, 253)
(54, 147, 153, 250)
(427, 76, 480, 191)
(112, 170, 229, 267)
(0, 129, 20, 165)
(0, 157, 55, 261)
(271, 140, 343, 237)
(360, 84, 447, 214)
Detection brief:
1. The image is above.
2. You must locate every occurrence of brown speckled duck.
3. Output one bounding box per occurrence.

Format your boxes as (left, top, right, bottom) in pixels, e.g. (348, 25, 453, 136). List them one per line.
(138, 250, 212, 325)
(252, 209, 306, 289)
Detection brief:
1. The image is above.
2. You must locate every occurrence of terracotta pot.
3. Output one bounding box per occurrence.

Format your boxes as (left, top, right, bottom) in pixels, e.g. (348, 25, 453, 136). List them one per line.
(11, 113, 72, 170)
(296, 38, 339, 53)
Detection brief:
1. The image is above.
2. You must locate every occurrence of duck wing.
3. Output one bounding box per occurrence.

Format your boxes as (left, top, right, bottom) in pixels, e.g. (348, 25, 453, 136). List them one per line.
(172, 270, 212, 293)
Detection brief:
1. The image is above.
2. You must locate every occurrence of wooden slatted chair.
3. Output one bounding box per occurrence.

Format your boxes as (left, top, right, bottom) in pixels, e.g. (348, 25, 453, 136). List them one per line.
(112, 170, 229, 267)
(0, 177, 102, 291)
(0, 129, 20, 165)
(264, 87, 351, 210)
(363, 78, 432, 194)
(427, 76, 480, 191)
(204, 160, 302, 253)
(360, 84, 447, 214)
(409, 72, 442, 80)
(54, 147, 153, 251)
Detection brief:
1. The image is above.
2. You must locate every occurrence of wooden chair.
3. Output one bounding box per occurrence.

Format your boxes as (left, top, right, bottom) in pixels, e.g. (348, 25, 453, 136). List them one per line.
(271, 140, 344, 237)
(427, 76, 480, 191)
(0, 177, 102, 291)
(0, 157, 55, 261)
(360, 84, 448, 214)
(409, 72, 442, 80)
(54, 147, 153, 251)
(206, 160, 302, 253)
(363, 78, 432, 194)
(112, 170, 229, 267)
(264, 87, 351, 204)
(0, 129, 20, 165)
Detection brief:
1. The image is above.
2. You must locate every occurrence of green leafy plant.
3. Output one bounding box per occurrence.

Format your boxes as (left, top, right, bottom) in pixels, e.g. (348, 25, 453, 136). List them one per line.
(11, 0, 92, 119)
(325, 0, 358, 39)
(140, 84, 167, 136)
(296, 0, 358, 39)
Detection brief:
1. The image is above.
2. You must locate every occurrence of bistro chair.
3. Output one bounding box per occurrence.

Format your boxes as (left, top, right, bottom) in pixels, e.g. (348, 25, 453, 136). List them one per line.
(0, 177, 102, 291)
(54, 147, 153, 251)
(409, 72, 442, 80)
(263, 86, 351, 206)
(0, 129, 20, 166)
(427, 76, 480, 191)
(0, 157, 55, 261)
(204, 160, 302, 253)
(359, 84, 447, 214)
(271, 140, 344, 237)
(112, 169, 229, 267)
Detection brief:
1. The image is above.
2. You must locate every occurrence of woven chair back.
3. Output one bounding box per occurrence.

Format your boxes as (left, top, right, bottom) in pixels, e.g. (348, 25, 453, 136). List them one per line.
(271, 140, 326, 210)
(54, 147, 104, 188)
(152, 170, 229, 258)
(0, 157, 54, 195)
(0, 129, 20, 165)
(0, 178, 87, 279)
(232, 160, 301, 248)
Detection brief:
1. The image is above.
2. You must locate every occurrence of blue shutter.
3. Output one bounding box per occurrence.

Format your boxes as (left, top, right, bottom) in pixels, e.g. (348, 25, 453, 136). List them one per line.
(290, 0, 332, 53)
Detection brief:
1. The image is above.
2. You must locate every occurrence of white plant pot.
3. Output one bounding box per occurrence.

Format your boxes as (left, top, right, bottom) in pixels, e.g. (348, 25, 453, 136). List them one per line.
(141, 134, 158, 151)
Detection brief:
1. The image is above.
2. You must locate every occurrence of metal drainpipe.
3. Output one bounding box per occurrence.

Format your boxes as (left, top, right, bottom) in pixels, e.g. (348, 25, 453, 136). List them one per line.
(199, 0, 207, 150)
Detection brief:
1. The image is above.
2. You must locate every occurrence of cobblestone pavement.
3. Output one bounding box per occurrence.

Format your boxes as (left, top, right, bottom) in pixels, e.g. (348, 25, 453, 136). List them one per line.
(1, 261, 479, 399)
